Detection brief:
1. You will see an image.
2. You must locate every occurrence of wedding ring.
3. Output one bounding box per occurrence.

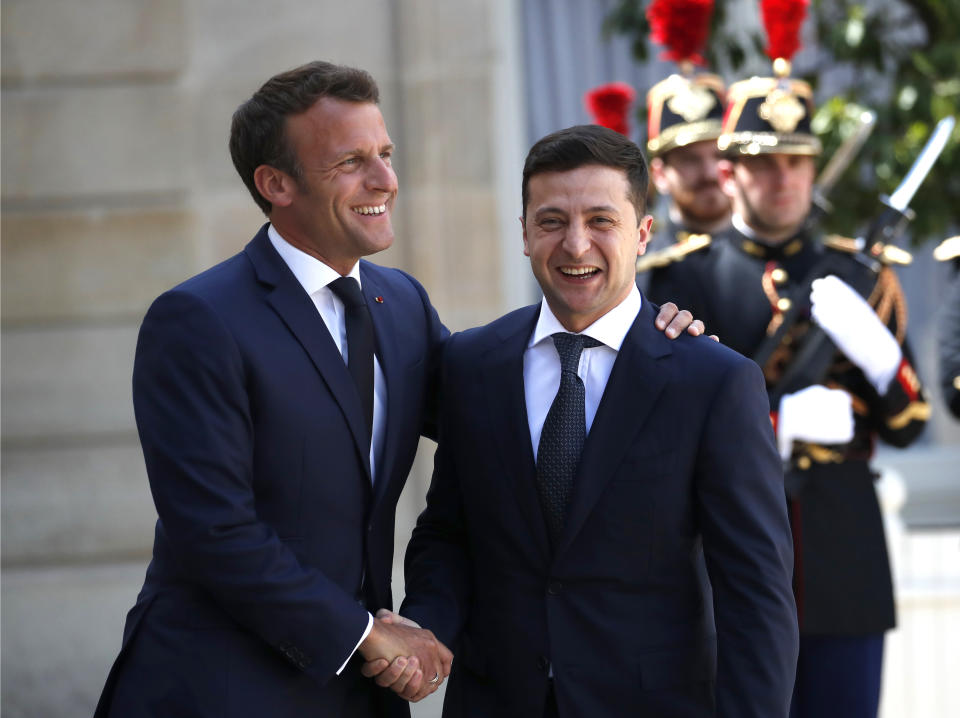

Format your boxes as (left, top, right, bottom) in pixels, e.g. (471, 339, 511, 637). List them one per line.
(428, 671, 440, 685)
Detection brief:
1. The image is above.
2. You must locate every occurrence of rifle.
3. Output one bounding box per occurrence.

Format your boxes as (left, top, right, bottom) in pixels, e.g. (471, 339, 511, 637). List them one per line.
(806, 109, 877, 229)
(754, 116, 956, 408)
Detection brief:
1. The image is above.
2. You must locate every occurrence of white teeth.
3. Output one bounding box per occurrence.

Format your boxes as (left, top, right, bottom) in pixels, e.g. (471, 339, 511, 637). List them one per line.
(561, 266, 597, 276)
(354, 204, 387, 215)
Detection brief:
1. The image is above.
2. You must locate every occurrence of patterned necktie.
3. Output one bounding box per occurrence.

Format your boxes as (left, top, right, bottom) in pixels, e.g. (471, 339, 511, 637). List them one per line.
(327, 276, 376, 444)
(536, 332, 602, 546)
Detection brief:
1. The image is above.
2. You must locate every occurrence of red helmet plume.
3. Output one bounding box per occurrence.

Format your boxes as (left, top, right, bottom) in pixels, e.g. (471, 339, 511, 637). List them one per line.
(761, 0, 809, 65)
(646, 0, 715, 66)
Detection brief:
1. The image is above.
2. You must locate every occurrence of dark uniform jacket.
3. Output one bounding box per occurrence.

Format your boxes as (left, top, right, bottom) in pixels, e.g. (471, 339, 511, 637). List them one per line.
(637, 215, 719, 296)
(647, 223, 930, 635)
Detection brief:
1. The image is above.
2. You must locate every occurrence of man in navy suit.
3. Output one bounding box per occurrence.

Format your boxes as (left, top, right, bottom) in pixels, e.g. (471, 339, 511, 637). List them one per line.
(94, 64, 704, 717)
(369, 125, 798, 716)
(92, 61, 455, 718)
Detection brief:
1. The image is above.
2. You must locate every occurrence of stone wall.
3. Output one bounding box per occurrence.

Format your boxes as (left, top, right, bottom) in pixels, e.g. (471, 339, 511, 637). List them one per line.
(1, 2, 528, 716)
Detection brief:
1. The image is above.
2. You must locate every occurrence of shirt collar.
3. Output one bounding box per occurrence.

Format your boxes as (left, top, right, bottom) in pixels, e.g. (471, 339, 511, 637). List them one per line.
(529, 284, 642, 352)
(267, 223, 361, 293)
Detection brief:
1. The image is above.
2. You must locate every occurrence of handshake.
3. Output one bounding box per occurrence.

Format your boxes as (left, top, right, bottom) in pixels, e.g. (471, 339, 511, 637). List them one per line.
(358, 609, 453, 702)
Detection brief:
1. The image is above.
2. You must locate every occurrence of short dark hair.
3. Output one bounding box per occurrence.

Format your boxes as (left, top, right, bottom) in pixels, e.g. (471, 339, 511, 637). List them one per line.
(521, 125, 649, 221)
(229, 61, 380, 215)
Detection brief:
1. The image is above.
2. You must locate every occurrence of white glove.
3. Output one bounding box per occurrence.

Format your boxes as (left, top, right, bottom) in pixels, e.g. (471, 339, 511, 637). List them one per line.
(810, 275, 902, 394)
(777, 385, 855, 460)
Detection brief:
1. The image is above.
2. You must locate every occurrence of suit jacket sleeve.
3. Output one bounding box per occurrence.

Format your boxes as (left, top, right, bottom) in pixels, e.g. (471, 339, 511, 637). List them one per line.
(695, 357, 799, 718)
(400, 332, 474, 647)
(133, 289, 369, 684)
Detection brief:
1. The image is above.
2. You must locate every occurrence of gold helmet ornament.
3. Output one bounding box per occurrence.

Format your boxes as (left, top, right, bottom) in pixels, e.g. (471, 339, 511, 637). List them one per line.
(718, 0, 822, 157)
(644, 0, 725, 157)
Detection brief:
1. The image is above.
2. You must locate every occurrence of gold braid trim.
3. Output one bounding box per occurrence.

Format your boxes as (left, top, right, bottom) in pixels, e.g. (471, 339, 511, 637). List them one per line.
(887, 401, 931, 430)
(795, 443, 846, 466)
(866, 267, 908, 344)
(761, 261, 783, 335)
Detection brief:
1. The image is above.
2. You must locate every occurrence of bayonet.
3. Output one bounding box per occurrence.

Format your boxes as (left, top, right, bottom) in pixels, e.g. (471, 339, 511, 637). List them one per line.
(859, 115, 956, 267)
(811, 109, 876, 216)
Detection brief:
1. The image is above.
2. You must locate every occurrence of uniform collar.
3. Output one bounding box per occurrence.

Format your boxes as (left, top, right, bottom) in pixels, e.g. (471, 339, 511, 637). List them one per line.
(732, 214, 806, 260)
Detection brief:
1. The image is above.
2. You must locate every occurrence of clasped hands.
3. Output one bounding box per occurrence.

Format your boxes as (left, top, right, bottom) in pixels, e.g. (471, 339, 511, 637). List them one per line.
(358, 609, 452, 702)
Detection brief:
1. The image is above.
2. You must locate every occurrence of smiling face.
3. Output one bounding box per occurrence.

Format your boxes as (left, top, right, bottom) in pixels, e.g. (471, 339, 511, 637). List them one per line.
(720, 153, 815, 243)
(268, 97, 398, 274)
(522, 165, 652, 333)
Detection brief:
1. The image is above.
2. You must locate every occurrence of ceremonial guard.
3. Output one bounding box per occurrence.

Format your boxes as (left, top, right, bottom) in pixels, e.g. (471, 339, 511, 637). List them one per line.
(634, 0, 730, 288)
(584, 0, 728, 289)
(646, 2, 930, 716)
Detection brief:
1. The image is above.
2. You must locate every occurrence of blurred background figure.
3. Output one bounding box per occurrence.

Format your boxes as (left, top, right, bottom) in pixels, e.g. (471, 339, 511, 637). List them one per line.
(934, 236, 960, 418)
(643, 0, 730, 249)
(646, 1, 933, 716)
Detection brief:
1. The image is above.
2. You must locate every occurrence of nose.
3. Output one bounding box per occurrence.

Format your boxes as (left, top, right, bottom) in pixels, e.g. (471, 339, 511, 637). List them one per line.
(562, 221, 591, 258)
(702, 157, 719, 180)
(367, 156, 398, 194)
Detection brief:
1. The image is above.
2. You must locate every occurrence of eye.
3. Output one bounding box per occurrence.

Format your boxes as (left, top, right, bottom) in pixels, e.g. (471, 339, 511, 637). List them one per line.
(591, 216, 614, 225)
(341, 156, 360, 167)
(538, 217, 563, 228)
(380, 149, 393, 163)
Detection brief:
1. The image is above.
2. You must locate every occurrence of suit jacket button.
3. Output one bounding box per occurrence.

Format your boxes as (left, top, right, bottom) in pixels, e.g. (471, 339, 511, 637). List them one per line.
(537, 655, 550, 671)
(547, 581, 562, 595)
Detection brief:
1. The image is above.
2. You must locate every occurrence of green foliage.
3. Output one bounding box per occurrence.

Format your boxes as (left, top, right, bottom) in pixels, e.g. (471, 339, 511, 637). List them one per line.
(605, 0, 960, 244)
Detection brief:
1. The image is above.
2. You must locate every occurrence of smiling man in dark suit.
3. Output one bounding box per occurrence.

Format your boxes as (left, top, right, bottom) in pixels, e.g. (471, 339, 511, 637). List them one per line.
(92, 61, 453, 718)
(369, 124, 798, 717)
(92, 62, 708, 718)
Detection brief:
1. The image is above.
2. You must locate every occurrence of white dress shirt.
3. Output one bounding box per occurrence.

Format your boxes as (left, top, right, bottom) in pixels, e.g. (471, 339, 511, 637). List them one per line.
(267, 225, 387, 480)
(267, 224, 381, 672)
(524, 285, 643, 458)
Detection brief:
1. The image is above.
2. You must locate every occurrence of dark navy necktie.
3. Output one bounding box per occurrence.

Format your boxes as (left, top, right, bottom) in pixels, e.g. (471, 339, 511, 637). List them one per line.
(536, 332, 602, 546)
(328, 277, 375, 444)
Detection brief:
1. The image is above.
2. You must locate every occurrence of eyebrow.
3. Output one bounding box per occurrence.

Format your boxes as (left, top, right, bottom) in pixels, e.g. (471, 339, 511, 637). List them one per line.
(586, 205, 618, 214)
(534, 204, 619, 218)
(332, 143, 396, 161)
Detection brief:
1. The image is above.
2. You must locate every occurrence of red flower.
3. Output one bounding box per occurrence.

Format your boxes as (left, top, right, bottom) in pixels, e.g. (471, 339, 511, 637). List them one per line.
(584, 82, 636, 136)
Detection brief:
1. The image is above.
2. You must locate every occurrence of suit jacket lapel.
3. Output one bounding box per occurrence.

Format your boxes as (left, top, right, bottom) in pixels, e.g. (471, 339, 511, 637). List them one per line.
(244, 226, 372, 483)
(557, 299, 672, 557)
(480, 306, 552, 563)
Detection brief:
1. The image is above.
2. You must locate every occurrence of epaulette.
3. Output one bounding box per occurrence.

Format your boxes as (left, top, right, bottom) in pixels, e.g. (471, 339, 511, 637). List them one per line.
(822, 234, 860, 254)
(823, 233, 912, 266)
(933, 236, 960, 262)
(636, 233, 711, 273)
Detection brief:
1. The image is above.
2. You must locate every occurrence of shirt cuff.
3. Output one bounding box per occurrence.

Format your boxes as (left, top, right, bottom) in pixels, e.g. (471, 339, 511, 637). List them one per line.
(336, 612, 374, 675)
